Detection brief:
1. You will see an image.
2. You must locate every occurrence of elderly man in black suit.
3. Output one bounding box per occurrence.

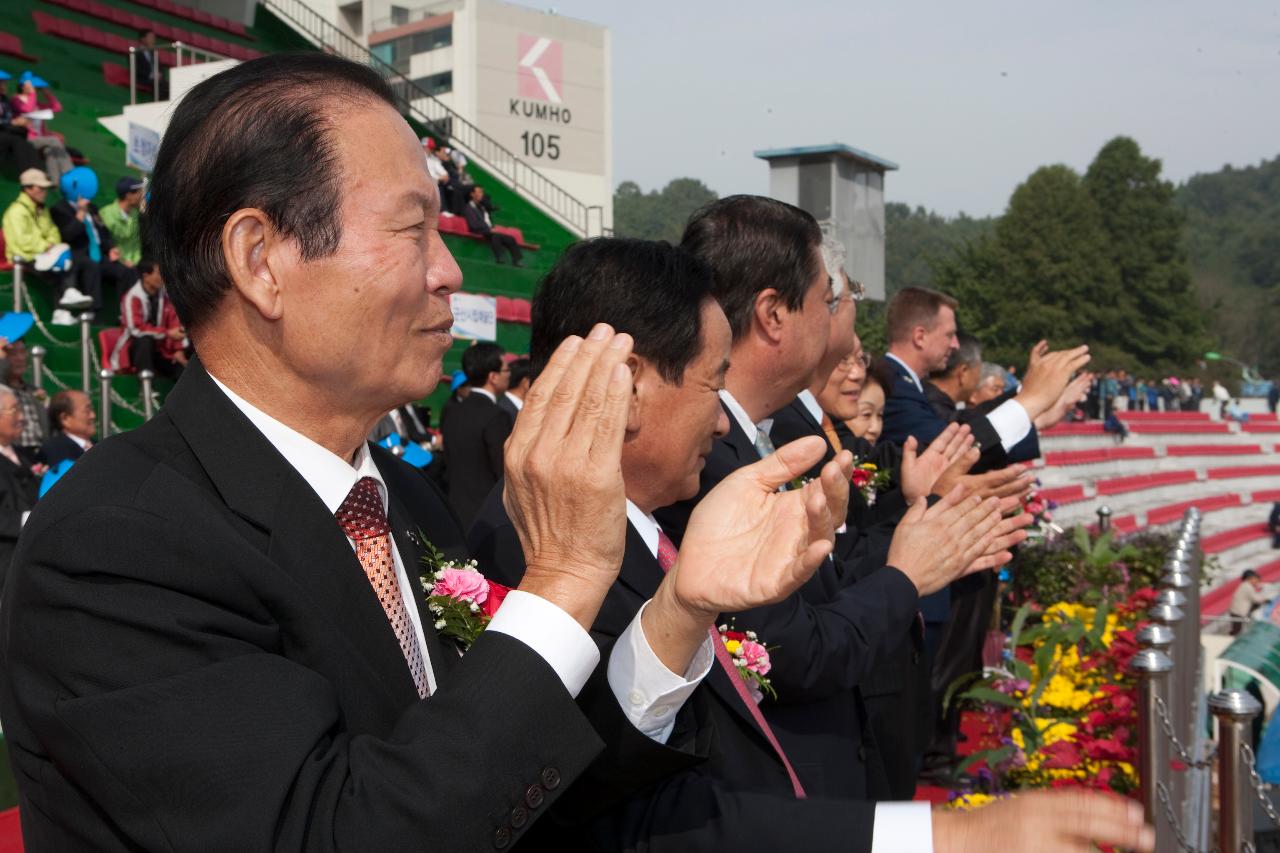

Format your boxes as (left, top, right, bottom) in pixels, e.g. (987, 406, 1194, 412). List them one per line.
(443, 340, 514, 526)
(472, 237, 1153, 853)
(0, 54, 849, 851)
(41, 389, 96, 467)
(0, 385, 41, 592)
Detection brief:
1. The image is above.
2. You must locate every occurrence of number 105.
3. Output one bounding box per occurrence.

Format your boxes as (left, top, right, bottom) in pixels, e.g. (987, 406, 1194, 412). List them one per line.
(520, 131, 561, 160)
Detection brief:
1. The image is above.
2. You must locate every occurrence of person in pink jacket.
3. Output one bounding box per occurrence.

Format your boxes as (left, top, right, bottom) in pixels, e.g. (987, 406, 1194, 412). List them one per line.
(9, 71, 72, 183)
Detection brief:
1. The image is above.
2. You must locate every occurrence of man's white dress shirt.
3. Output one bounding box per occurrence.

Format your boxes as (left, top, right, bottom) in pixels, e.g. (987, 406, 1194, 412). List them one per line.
(885, 352, 1032, 452)
(505, 393, 524, 412)
(210, 375, 707, 742)
(719, 386, 935, 852)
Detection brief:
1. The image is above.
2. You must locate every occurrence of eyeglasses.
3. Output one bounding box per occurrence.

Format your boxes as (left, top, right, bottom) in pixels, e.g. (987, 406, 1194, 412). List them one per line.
(838, 352, 872, 370)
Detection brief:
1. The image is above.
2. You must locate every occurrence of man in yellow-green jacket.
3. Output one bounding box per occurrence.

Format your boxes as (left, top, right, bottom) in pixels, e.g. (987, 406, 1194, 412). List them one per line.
(2, 168, 92, 325)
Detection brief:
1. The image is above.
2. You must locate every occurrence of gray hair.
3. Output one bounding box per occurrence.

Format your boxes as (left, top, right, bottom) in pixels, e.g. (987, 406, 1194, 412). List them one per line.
(0, 385, 16, 406)
(980, 362, 1009, 387)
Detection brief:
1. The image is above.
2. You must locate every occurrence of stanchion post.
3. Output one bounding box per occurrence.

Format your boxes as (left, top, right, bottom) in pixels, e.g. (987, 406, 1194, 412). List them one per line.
(30, 345, 46, 393)
(98, 369, 113, 439)
(139, 370, 155, 420)
(12, 263, 23, 313)
(1096, 504, 1112, 533)
(79, 312, 95, 395)
(1132, 649, 1174, 852)
(1211, 689, 1262, 853)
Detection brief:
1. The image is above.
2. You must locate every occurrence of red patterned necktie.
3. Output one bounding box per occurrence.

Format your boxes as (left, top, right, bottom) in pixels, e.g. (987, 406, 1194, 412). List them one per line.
(335, 477, 430, 698)
(655, 530, 807, 799)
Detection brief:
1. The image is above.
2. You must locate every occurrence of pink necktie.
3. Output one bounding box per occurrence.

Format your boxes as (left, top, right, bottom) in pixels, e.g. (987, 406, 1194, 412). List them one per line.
(655, 530, 807, 799)
(335, 477, 430, 698)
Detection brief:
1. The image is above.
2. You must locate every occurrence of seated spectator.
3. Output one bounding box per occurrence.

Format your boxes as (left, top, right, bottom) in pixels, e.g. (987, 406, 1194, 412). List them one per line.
(52, 169, 140, 315)
(42, 389, 96, 467)
(421, 138, 455, 215)
(2, 169, 91, 322)
(1230, 570, 1272, 635)
(969, 361, 1009, 407)
(100, 177, 145, 265)
(1225, 399, 1249, 423)
(0, 71, 44, 179)
(0, 385, 42, 593)
(432, 146, 468, 213)
(119, 259, 187, 381)
(3, 338, 49, 457)
(9, 72, 73, 184)
(848, 366, 886, 444)
(463, 186, 522, 266)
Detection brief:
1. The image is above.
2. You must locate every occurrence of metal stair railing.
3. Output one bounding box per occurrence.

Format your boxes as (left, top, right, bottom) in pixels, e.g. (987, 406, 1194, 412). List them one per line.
(259, 0, 600, 237)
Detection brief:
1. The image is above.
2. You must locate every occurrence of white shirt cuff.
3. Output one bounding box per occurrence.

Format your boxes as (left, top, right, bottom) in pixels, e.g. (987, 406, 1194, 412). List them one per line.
(607, 600, 715, 743)
(485, 589, 600, 698)
(20, 511, 30, 527)
(988, 398, 1033, 451)
(871, 802, 933, 853)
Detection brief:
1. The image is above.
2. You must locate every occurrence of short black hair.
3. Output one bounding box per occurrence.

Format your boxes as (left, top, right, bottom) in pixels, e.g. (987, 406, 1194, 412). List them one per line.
(531, 238, 713, 385)
(137, 257, 159, 276)
(143, 53, 395, 332)
(508, 357, 532, 389)
(1243, 570, 1261, 582)
(680, 195, 824, 342)
(462, 342, 505, 387)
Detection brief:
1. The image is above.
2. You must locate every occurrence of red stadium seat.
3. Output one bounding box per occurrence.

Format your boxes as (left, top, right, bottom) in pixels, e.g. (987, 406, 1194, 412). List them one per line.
(1040, 484, 1087, 506)
(1207, 465, 1280, 481)
(1202, 523, 1270, 555)
(1095, 470, 1197, 497)
(0, 31, 39, 61)
(1166, 443, 1264, 457)
(1145, 494, 1243, 527)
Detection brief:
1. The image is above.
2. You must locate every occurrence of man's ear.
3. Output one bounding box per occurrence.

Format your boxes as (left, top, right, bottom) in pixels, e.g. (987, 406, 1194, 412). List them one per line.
(222, 208, 285, 322)
(753, 288, 785, 344)
(910, 323, 930, 351)
(625, 354, 645, 434)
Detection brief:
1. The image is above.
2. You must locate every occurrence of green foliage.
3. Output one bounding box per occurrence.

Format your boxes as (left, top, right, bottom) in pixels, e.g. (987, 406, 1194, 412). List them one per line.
(613, 178, 719, 244)
(1009, 526, 1173, 608)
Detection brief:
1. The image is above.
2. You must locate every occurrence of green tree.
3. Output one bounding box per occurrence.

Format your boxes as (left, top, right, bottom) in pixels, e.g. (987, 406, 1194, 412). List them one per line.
(1083, 137, 1208, 368)
(613, 178, 718, 244)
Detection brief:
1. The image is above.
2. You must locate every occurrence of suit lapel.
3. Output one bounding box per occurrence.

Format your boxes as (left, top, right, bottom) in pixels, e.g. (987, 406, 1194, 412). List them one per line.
(719, 401, 756, 467)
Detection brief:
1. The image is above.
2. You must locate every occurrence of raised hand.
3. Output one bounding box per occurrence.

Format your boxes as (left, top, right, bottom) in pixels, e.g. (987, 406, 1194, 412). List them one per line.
(932, 790, 1154, 853)
(886, 487, 1005, 596)
(1015, 342, 1092, 420)
(642, 437, 840, 674)
(944, 463, 1036, 504)
(1035, 371, 1093, 431)
(901, 423, 975, 503)
(504, 323, 634, 630)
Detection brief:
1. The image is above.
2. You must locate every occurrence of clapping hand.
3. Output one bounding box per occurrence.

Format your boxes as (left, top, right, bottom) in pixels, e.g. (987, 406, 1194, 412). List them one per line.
(643, 437, 847, 674)
(1035, 371, 1093, 431)
(885, 487, 1007, 596)
(932, 790, 1154, 853)
(901, 423, 975, 503)
(1015, 341, 1092, 421)
(504, 323, 634, 630)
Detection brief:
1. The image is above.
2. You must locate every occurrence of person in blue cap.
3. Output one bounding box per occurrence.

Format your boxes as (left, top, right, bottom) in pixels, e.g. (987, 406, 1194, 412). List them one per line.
(10, 70, 73, 183)
(0, 70, 45, 178)
(51, 168, 140, 320)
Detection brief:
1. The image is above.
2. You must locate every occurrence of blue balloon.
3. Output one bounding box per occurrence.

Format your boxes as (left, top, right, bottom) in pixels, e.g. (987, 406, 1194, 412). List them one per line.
(60, 166, 99, 202)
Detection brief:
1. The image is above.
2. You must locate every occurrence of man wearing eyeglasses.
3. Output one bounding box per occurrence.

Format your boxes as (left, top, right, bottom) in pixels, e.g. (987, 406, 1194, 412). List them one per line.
(0, 385, 41, 592)
(443, 341, 514, 526)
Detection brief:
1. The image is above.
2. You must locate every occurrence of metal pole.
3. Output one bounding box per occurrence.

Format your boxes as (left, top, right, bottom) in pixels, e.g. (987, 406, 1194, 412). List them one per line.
(1132, 648, 1174, 852)
(1096, 504, 1113, 533)
(139, 370, 155, 420)
(30, 345, 45, 393)
(129, 47, 137, 106)
(1211, 689, 1262, 853)
(79, 311, 95, 395)
(12, 262, 23, 313)
(97, 369, 113, 439)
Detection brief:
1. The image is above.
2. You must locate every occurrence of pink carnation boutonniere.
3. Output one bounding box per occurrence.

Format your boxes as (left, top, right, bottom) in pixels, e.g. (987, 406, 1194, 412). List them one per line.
(417, 538, 511, 650)
(718, 622, 777, 703)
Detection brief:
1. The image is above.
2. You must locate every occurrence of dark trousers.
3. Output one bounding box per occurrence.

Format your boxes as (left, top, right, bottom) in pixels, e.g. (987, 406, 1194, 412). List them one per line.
(0, 127, 42, 178)
(485, 232, 523, 265)
(129, 336, 184, 381)
(924, 573, 1000, 765)
(70, 255, 138, 312)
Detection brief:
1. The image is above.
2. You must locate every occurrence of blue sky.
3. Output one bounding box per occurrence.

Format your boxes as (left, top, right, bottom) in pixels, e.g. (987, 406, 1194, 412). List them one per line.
(547, 0, 1280, 217)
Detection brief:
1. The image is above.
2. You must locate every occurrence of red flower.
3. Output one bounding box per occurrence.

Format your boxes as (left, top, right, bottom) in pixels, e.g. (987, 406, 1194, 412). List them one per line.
(1041, 739, 1083, 769)
(481, 580, 511, 618)
(851, 469, 871, 488)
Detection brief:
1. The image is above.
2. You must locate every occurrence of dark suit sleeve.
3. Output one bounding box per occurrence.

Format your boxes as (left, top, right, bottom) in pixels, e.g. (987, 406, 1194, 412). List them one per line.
(481, 409, 512, 481)
(3, 503, 605, 852)
(463, 206, 491, 236)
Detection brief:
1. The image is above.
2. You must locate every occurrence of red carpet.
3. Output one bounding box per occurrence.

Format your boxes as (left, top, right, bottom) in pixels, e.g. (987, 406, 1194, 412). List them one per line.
(914, 710, 1006, 804)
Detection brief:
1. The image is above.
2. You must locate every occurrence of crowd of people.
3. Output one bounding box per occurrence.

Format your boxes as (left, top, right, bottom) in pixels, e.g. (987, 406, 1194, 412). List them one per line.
(0, 53, 1158, 852)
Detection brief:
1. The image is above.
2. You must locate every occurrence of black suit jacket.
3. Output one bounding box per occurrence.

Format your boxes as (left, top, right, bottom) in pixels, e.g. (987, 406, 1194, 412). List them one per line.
(0, 361, 691, 851)
(50, 200, 117, 259)
(497, 393, 520, 422)
(0, 446, 40, 594)
(442, 391, 512, 527)
(41, 431, 86, 468)
(469, 487, 877, 851)
(654, 403, 919, 800)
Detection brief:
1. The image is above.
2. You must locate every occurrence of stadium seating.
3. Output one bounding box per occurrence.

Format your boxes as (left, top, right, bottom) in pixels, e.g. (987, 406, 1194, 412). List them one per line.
(0, 32, 39, 61)
(437, 214, 540, 250)
(119, 0, 251, 39)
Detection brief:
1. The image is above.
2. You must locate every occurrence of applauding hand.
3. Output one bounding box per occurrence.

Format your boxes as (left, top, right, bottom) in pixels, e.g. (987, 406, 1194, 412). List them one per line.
(932, 790, 1154, 853)
(901, 423, 975, 503)
(886, 487, 1006, 596)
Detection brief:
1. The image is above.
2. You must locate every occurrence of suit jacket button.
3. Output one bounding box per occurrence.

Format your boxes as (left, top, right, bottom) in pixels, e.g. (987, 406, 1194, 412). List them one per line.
(493, 826, 511, 849)
(510, 806, 528, 829)
(541, 767, 561, 790)
(525, 783, 545, 809)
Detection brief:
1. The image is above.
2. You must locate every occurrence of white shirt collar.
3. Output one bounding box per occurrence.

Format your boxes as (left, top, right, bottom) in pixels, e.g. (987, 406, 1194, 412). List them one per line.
(797, 389, 824, 424)
(68, 433, 92, 450)
(470, 387, 496, 403)
(505, 392, 524, 411)
(209, 372, 386, 516)
(719, 388, 758, 445)
(625, 499, 660, 558)
(885, 351, 924, 393)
